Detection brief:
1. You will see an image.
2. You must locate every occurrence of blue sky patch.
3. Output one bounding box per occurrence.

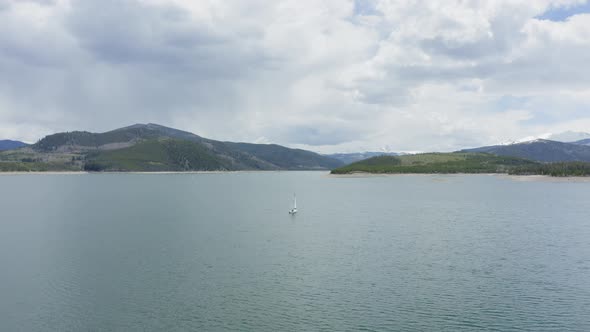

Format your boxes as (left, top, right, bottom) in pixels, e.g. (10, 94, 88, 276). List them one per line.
(353, 0, 380, 16)
(537, 1, 590, 21)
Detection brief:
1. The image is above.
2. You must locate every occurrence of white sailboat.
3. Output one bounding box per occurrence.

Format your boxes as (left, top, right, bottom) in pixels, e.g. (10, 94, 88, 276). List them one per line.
(289, 194, 297, 214)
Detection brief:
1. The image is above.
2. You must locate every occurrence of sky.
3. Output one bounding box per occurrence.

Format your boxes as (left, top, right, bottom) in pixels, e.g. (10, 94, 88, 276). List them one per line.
(0, 0, 590, 153)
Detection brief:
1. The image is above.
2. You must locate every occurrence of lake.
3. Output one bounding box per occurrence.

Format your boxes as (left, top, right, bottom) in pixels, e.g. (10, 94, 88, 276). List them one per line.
(0, 172, 589, 331)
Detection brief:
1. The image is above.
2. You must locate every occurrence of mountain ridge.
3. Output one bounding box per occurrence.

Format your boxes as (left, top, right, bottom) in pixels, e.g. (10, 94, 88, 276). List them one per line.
(0, 124, 343, 172)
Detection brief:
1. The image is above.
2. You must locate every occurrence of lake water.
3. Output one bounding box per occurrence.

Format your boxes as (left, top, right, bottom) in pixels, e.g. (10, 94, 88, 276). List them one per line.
(0, 172, 589, 331)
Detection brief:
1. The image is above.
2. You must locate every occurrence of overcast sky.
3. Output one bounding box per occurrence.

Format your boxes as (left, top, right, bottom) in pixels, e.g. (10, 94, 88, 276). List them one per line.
(1, 0, 589, 153)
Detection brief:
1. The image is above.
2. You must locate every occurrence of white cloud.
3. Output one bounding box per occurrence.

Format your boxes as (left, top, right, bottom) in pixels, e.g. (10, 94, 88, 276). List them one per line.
(0, 0, 589, 151)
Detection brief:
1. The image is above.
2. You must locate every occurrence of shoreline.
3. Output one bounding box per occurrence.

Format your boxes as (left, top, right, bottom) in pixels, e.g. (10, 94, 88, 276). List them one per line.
(0, 171, 89, 175)
(328, 172, 590, 181)
(1, 170, 589, 181)
(0, 170, 328, 175)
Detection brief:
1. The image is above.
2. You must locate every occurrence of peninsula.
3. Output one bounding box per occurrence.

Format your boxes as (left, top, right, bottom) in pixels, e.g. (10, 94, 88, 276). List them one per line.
(330, 153, 590, 177)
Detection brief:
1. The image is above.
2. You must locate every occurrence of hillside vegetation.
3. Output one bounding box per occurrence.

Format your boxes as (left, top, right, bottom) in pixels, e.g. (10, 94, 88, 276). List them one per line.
(508, 162, 590, 177)
(0, 124, 342, 172)
(33, 124, 201, 152)
(225, 142, 343, 170)
(84, 139, 231, 171)
(460, 139, 590, 162)
(330, 152, 590, 177)
(0, 161, 79, 172)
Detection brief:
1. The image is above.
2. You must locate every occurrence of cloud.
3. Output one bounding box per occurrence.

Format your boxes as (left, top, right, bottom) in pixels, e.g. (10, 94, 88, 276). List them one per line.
(0, 0, 589, 152)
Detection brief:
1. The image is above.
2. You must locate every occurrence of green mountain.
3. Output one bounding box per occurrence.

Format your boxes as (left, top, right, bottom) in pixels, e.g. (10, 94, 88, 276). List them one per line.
(460, 139, 590, 162)
(33, 123, 203, 152)
(331, 152, 590, 176)
(0, 124, 343, 172)
(224, 142, 343, 170)
(83, 139, 233, 171)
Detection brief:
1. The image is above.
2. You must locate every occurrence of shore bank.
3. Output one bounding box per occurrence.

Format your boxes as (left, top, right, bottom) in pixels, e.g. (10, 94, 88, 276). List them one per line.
(328, 172, 590, 182)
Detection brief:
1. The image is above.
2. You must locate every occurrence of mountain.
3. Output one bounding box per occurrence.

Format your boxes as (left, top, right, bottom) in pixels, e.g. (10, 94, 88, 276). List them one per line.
(0, 140, 28, 151)
(546, 131, 590, 143)
(326, 152, 399, 165)
(460, 139, 590, 162)
(225, 142, 343, 170)
(33, 123, 203, 153)
(0, 123, 342, 172)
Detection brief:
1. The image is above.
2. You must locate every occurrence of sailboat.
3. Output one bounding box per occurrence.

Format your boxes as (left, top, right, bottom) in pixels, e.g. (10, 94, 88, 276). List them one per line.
(289, 194, 297, 214)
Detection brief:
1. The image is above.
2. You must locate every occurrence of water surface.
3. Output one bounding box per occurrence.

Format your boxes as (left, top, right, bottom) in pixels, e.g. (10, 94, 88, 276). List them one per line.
(1, 172, 589, 331)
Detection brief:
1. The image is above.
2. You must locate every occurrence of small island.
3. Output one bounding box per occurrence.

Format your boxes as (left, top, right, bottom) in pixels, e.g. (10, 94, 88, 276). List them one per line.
(330, 153, 590, 177)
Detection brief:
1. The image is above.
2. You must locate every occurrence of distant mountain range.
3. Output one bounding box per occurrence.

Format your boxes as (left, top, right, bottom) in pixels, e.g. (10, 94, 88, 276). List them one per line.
(0, 140, 28, 151)
(330, 132, 590, 166)
(460, 139, 590, 162)
(0, 124, 343, 172)
(3, 124, 590, 172)
(326, 152, 399, 165)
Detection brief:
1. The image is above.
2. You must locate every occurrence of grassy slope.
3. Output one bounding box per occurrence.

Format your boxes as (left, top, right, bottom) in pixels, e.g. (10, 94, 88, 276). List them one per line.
(0, 147, 83, 171)
(85, 139, 232, 171)
(461, 140, 590, 162)
(0, 162, 79, 172)
(331, 153, 539, 174)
